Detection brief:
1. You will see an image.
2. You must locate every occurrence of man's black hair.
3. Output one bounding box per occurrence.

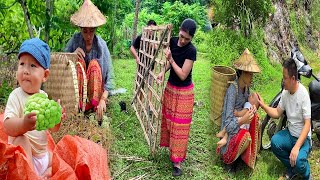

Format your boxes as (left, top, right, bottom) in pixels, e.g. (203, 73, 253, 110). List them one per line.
(147, 20, 157, 26)
(282, 58, 298, 80)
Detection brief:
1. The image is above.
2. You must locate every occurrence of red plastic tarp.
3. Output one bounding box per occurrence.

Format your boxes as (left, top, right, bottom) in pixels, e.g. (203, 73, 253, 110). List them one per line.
(0, 114, 111, 180)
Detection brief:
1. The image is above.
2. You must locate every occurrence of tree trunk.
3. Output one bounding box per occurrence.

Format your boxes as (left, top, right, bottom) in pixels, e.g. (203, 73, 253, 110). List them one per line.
(132, 0, 140, 42)
(19, 0, 34, 38)
(109, 1, 117, 53)
(45, 0, 54, 43)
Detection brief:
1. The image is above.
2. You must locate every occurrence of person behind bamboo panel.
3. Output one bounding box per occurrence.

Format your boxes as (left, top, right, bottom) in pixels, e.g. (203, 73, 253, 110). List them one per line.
(217, 48, 261, 171)
(130, 20, 157, 64)
(130, 20, 157, 113)
(156, 18, 197, 177)
(65, 0, 115, 123)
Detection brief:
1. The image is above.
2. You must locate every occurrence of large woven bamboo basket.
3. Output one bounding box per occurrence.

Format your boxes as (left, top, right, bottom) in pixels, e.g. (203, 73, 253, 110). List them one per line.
(43, 53, 87, 116)
(211, 66, 236, 126)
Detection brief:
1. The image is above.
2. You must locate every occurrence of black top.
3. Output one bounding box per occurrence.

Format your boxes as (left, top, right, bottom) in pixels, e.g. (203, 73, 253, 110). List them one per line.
(168, 37, 197, 87)
(132, 34, 142, 50)
(132, 34, 156, 70)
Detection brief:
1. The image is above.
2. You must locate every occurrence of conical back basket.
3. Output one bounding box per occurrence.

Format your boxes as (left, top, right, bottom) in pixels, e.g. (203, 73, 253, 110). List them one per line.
(210, 66, 236, 126)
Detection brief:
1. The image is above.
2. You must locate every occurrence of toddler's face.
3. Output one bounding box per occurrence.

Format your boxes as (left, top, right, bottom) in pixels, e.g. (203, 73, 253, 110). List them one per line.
(17, 53, 49, 94)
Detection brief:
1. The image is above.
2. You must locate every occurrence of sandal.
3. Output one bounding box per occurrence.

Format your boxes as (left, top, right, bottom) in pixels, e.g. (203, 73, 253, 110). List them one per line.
(172, 166, 182, 176)
(284, 169, 297, 180)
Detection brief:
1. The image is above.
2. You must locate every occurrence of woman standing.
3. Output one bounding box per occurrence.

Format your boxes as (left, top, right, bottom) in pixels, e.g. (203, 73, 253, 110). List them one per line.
(157, 18, 197, 177)
(218, 48, 261, 170)
(65, 0, 114, 122)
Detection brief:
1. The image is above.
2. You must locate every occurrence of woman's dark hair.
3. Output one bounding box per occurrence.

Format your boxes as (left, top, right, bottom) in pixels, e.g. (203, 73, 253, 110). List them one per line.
(282, 58, 298, 80)
(236, 70, 242, 78)
(180, 18, 197, 37)
(147, 20, 157, 26)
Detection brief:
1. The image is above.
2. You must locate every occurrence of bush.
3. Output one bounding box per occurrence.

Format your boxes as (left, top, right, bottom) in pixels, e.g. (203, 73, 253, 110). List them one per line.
(0, 81, 13, 106)
(193, 27, 282, 91)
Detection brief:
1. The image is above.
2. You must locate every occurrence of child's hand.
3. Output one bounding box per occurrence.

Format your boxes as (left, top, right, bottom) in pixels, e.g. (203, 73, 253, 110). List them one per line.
(23, 112, 37, 131)
(234, 110, 239, 117)
(57, 99, 67, 121)
(49, 99, 66, 133)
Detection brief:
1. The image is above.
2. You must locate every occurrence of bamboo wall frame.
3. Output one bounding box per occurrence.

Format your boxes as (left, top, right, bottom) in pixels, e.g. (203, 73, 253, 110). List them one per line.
(132, 25, 171, 154)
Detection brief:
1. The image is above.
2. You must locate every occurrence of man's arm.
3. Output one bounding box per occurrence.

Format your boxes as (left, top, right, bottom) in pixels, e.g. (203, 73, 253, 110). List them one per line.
(130, 45, 139, 63)
(261, 104, 284, 119)
(290, 118, 311, 167)
(258, 93, 284, 118)
(295, 119, 311, 149)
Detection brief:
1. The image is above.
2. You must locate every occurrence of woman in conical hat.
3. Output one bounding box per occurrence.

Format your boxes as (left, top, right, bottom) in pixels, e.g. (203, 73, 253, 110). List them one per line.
(65, 0, 115, 123)
(217, 48, 261, 170)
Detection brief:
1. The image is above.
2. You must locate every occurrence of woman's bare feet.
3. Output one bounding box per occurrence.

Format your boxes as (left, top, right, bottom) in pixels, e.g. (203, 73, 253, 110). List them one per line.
(216, 131, 225, 138)
(217, 138, 227, 148)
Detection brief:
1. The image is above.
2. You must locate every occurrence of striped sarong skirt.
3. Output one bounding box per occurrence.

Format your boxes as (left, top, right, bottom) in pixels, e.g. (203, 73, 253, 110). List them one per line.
(77, 59, 103, 111)
(160, 82, 194, 163)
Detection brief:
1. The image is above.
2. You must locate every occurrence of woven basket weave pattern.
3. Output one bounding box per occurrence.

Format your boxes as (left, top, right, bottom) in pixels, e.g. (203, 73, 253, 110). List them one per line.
(211, 66, 236, 126)
(43, 53, 81, 116)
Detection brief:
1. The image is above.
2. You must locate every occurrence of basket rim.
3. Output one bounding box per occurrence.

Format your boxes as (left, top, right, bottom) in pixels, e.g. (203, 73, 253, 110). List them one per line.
(51, 52, 77, 55)
(212, 65, 236, 76)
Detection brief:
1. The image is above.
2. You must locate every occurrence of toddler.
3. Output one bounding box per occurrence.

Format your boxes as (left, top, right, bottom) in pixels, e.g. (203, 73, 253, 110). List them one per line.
(3, 38, 65, 178)
(216, 92, 260, 148)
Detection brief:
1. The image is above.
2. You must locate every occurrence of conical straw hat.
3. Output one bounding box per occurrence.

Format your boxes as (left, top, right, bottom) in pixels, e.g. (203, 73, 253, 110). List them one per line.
(233, 48, 261, 73)
(70, 0, 106, 27)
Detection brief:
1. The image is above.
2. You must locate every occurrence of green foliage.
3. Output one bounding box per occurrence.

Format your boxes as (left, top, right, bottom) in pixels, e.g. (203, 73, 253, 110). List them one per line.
(0, 0, 133, 53)
(0, 81, 13, 106)
(162, 1, 207, 35)
(289, 10, 307, 45)
(193, 27, 282, 91)
(122, 9, 165, 35)
(24, 93, 61, 131)
(310, 0, 320, 32)
(47, 0, 79, 51)
(0, 1, 28, 54)
(123, 2, 207, 35)
(214, 0, 273, 36)
(142, 0, 211, 14)
(289, 0, 320, 49)
(119, 2, 207, 57)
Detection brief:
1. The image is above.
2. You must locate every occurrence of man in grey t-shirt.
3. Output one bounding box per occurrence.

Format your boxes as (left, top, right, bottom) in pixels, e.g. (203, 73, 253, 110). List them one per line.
(258, 58, 312, 180)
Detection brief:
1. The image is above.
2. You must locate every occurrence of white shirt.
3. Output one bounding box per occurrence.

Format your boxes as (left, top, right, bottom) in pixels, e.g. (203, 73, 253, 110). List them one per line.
(279, 83, 311, 138)
(4, 87, 48, 156)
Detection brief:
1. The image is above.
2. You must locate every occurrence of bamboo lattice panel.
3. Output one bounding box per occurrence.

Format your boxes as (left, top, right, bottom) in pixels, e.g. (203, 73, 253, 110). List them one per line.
(132, 25, 171, 154)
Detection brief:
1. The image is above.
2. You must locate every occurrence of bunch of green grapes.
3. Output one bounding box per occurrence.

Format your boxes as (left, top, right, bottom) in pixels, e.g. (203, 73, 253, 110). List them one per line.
(24, 93, 61, 131)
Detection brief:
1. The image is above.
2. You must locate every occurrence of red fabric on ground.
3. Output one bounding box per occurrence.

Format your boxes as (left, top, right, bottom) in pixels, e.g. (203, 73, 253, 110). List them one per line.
(0, 114, 110, 179)
(54, 135, 110, 180)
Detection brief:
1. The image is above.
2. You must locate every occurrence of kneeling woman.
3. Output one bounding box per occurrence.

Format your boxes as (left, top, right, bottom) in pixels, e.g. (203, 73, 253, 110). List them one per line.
(218, 49, 261, 169)
(65, 0, 115, 121)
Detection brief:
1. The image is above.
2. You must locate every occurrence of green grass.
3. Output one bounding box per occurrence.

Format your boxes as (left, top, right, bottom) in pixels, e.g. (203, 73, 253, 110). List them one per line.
(109, 54, 320, 179)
